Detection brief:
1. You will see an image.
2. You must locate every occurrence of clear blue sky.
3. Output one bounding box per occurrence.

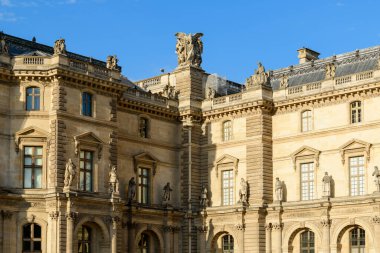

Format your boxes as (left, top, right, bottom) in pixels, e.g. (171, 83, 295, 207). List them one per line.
(1, 0, 379, 83)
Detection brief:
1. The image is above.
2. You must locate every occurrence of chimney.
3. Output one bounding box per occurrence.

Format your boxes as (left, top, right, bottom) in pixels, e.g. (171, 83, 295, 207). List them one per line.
(297, 47, 320, 64)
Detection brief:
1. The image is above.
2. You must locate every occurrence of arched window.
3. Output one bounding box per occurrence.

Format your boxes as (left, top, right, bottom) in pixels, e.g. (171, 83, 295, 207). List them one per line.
(139, 117, 149, 138)
(300, 230, 315, 253)
(222, 234, 234, 253)
(350, 227, 365, 253)
(138, 233, 150, 253)
(22, 223, 42, 253)
(78, 225, 91, 253)
(223, 120, 232, 141)
(301, 110, 312, 132)
(82, 92, 93, 117)
(26, 87, 40, 111)
(350, 101, 362, 124)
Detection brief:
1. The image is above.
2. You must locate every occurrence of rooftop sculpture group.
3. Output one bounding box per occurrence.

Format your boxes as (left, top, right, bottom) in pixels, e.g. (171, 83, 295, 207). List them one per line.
(245, 62, 269, 88)
(175, 32, 203, 68)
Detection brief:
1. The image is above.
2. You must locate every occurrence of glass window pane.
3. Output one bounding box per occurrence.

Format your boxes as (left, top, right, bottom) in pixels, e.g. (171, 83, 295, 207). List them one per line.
(34, 96, 40, 110)
(36, 147, 43, 155)
(24, 147, 33, 155)
(34, 224, 41, 238)
(80, 171, 84, 190)
(85, 162, 92, 170)
(23, 225, 31, 238)
(80, 151, 84, 159)
(23, 240, 31, 250)
(34, 241, 42, 250)
(85, 152, 92, 160)
(24, 157, 32, 166)
(35, 158, 42, 166)
(86, 173, 92, 191)
(35, 168, 42, 188)
(24, 168, 32, 188)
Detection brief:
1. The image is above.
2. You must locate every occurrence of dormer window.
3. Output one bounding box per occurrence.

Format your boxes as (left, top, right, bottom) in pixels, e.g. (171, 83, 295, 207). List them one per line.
(26, 87, 40, 111)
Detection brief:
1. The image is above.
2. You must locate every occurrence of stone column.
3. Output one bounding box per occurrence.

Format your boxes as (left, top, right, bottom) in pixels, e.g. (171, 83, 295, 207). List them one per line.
(111, 216, 120, 253)
(163, 225, 172, 253)
(271, 223, 282, 253)
(265, 224, 272, 253)
(235, 224, 245, 253)
(197, 226, 207, 253)
(49, 211, 59, 253)
(173, 227, 180, 253)
(66, 212, 76, 253)
(372, 216, 380, 253)
(2, 211, 12, 253)
(0, 210, 3, 251)
(321, 219, 331, 253)
(128, 222, 136, 253)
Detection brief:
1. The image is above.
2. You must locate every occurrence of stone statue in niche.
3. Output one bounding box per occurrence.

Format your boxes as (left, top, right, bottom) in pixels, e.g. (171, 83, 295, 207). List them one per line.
(239, 178, 248, 205)
(106, 55, 118, 70)
(322, 172, 331, 197)
(372, 166, 380, 192)
(245, 62, 269, 88)
(0, 37, 9, 55)
(53, 38, 66, 55)
(109, 165, 119, 194)
(64, 159, 76, 188)
(275, 177, 283, 202)
(127, 177, 136, 203)
(162, 182, 173, 202)
(175, 32, 203, 68)
(325, 63, 336, 79)
(200, 184, 208, 208)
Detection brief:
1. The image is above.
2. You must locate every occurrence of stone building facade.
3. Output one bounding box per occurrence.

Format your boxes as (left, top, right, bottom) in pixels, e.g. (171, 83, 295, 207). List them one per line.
(0, 32, 380, 253)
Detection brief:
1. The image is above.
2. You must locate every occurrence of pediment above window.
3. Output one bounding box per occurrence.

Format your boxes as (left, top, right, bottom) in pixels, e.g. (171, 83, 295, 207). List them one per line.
(74, 132, 103, 159)
(133, 152, 159, 175)
(15, 126, 49, 152)
(291, 146, 320, 170)
(215, 154, 239, 177)
(339, 139, 371, 164)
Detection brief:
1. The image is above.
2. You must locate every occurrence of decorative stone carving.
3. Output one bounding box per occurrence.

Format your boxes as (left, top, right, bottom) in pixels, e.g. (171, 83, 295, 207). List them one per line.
(175, 32, 203, 68)
(162, 84, 179, 99)
(109, 165, 119, 194)
(373, 166, 380, 192)
(200, 184, 208, 208)
(215, 154, 239, 177)
(235, 224, 245, 231)
(371, 216, 380, 224)
(206, 87, 216, 99)
(291, 146, 321, 171)
(53, 38, 66, 55)
(245, 62, 269, 89)
(279, 74, 288, 88)
(272, 223, 282, 230)
(275, 177, 283, 202)
(239, 178, 248, 205)
(127, 177, 136, 204)
(65, 212, 77, 221)
(49, 211, 60, 220)
(325, 63, 336, 79)
(339, 139, 371, 165)
(197, 225, 208, 233)
(322, 172, 331, 198)
(74, 132, 104, 160)
(106, 55, 118, 70)
(320, 219, 331, 227)
(0, 37, 9, 55)
(162, 182, 173, 203)
(64, 159, 76, 189)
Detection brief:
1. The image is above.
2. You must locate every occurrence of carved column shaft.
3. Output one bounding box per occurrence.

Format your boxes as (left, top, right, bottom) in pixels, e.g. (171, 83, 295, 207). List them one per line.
(2, 211, 13, 253)
(128, 222, 136, 253)
(265, 225, 272, 253)
(164, 226, 172, 253)
(49, 211, 59, 253)
(197, 226, 207, 253)
(372, 216, 380, 252)
(173, 227, 180, 253)
(66, 212, 76, 253)
(321, 219, 331, 253)
(111, 216, 119, 253)
(271, 223, 282, 253)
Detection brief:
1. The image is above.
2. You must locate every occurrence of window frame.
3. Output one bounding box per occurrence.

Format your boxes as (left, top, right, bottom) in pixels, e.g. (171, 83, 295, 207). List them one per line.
(23, 146, 43, 189)
(79, 150, 94, 192)
(81, 92, 93, 117)
(78, 225, 92, 253)
(22, 223, 42, 253)
(349, 156, 365, 196)
(221, 169, 235, 206)
(25, 86, 41, 111)
(139, 116, 150, 139)
(137, 167, 151, 205)
(300, 162, 315, 201)
(222, 120, 233, 141)
(350, 227, 365, 253)
(222, 234, 234, 253)
(350, 101, 362, 124)
(300, 230, 315, 253)
(301, 110, 313, 132)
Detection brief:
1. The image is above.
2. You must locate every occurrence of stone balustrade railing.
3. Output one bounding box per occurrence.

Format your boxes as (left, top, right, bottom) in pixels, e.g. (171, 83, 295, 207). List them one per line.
(136, 76, 162, 88)
(125, 88, 176, 107)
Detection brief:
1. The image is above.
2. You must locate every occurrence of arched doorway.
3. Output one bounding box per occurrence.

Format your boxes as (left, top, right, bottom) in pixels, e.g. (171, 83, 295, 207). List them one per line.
(288, 228, 316, 253)
(210, 232, 235, 253)
(337, 226, 367, 253)
(75, 221, 109, 253)
(136, 230, 161, 253)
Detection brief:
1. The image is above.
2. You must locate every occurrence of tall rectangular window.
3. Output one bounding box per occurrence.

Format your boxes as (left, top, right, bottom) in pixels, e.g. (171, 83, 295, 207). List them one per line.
(301, 163, 314, 200)
(138, 167, 150, 204)
(79, 150, 93, 191)
(351, 101, 362, 124)
(222, 170, 234, 205)
(223, 121, 232, 141)
(139, 118, 149, 138)
(23, 146, 43, 188)
(26, 87, 40, 111)
(350, 156, 365, 196)
(301, 110, 312, 132)
(82, 92, 92, 117)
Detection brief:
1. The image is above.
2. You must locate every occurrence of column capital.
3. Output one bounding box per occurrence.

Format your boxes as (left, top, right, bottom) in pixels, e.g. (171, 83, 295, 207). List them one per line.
(65, 211, 77, 221)
(272, 222, 283, 230)
(235, 223, 245, 231)
(265, 224, 272, 231)
(372, 216, 380, 224)
(2, 210, 13, 219)
(163, 225, 174, 233)
(197, 225, 208, 233)
(321, 218, 331, 227)
(49, 211, 60, 220)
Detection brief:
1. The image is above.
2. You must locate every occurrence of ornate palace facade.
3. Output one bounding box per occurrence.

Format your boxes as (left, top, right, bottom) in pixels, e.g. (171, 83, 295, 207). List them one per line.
(0, 32, 380, 253)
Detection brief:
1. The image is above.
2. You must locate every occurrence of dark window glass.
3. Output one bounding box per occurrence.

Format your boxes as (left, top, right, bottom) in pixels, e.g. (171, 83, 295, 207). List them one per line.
(82, 92, 92, 117)
(300, 231, 315, 253)
(23, 146, 43, 189)
(26, 87, 40, 111)
(222, 235, 234, 253)
(78, 225, 91, 253)
(138, 233, 150, 253)
(139, 118, 148, 138)
(351, 101, 362, 124)
(350, 228, 365, 252)
(79, 150, 93, 192)
(138, 168, 150, 204)
(22, 223, 42, 253)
